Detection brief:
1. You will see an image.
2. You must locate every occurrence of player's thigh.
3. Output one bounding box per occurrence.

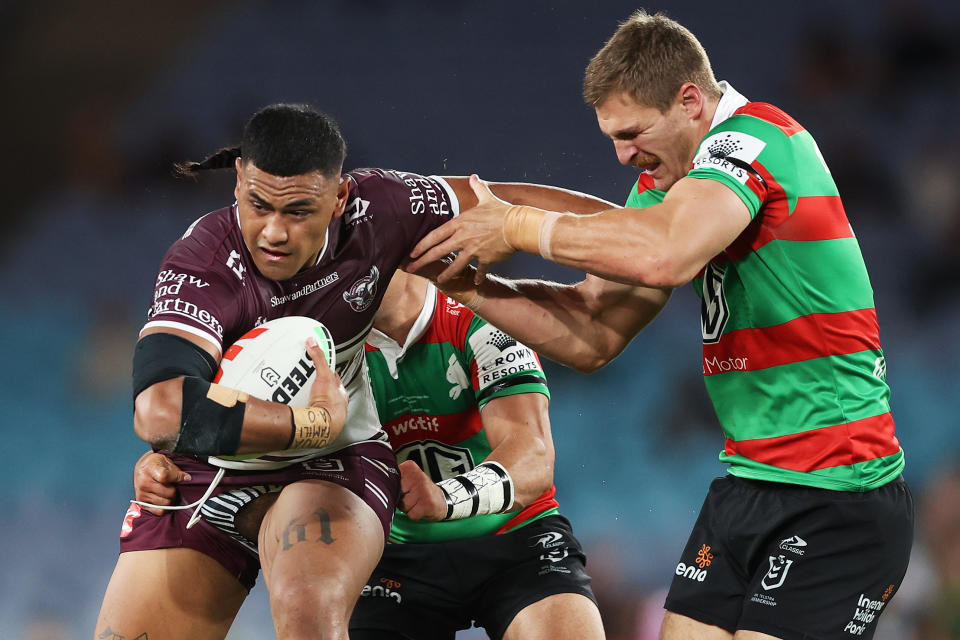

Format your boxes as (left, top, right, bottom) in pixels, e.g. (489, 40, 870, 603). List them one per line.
(659, 611, 734, 640)
(94, 548, 246, 640)
(259, 479, 385, 608)
(502, 592, 603, 640)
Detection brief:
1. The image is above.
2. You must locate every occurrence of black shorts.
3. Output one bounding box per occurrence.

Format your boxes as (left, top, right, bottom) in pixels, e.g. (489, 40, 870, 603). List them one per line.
(349, 514, 596, 640)
(664, 475, 914, 640)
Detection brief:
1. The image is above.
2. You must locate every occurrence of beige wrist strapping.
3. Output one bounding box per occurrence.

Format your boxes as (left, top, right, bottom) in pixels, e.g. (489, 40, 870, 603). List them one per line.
(289, 406, 334, 449)
(503, 205, 565, 260)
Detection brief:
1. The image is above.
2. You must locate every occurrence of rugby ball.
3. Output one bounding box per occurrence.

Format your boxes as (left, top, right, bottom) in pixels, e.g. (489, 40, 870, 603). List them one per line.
(212, 316, 335, 407)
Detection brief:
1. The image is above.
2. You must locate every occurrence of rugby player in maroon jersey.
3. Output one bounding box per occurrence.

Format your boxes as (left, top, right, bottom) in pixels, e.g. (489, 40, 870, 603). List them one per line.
(97, 102, 615, 640)
(135, 269, 608, 640)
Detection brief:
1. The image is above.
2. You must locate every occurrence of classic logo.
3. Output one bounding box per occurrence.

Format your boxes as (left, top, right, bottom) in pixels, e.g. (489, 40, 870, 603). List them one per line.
(779, 535, 807, 555)
(531, 531, 565, 549)
(343, 266, 379, 312)
(700, 262, 729, 344)
(761, 555, 793, 590)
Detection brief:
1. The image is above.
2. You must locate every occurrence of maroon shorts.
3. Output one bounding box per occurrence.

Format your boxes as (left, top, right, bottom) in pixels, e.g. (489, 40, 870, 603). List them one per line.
(118, 439, 399, 590)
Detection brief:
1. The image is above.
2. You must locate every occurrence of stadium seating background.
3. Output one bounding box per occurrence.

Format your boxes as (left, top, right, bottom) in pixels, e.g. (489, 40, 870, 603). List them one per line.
(2, 1, 958, 637)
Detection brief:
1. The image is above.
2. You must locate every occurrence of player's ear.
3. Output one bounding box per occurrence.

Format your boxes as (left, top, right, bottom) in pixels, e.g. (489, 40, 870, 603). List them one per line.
(234, 157, 244, 202)
(331, 174, 350, 219)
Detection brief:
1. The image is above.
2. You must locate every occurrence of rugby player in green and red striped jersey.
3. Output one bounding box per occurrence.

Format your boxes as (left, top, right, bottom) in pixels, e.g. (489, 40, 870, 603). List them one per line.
(408, 10, 913, 640)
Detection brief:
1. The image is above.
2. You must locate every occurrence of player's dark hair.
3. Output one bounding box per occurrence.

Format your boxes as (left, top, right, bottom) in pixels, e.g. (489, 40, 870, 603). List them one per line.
(175, 103, 347, 178)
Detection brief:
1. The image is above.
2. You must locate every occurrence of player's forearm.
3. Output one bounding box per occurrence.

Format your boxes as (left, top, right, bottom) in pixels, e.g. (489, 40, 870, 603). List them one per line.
(479, 394, 555, 509)
(441, 276, 633, 373)
(524, 204, 692, 288)
(133, 378, 343, 455)
(485, 437, 554, 509)
(441, 176, 618, 216)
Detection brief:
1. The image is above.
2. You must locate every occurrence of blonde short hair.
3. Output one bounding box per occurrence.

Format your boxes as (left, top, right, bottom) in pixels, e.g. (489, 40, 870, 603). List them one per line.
(583, 10, 722, 112)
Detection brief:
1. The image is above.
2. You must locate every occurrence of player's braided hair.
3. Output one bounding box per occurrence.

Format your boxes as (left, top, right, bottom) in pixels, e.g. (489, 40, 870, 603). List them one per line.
(174, 103, 347, 178)
(174, 146, 240, 177)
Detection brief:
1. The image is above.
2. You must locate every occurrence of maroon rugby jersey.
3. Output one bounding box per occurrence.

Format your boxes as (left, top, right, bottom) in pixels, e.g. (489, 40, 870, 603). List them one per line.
(141, 169, 459, 462)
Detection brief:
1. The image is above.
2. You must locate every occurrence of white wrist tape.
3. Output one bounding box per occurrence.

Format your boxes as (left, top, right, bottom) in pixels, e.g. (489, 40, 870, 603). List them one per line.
(436, 461, 515, 520)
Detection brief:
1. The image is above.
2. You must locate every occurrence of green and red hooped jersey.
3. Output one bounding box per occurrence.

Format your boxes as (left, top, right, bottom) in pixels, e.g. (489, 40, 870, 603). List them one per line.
(365, 285, 558, 543)
(627, 87, 904, 491)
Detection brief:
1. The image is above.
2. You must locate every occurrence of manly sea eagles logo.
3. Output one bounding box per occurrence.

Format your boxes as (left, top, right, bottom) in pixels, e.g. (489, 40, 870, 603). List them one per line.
(343, 266, 380, 312)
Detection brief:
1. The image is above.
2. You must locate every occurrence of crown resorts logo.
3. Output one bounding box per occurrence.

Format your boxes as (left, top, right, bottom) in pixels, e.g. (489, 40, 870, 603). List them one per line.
(486, 330, 518, 352)
(707, 133, 744, 159)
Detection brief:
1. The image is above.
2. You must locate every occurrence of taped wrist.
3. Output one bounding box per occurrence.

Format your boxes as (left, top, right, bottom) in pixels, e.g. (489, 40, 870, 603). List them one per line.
(288, 406, 334, 449)
(174, 377, 247, 456)
(436, 461, 515, 520)
(502, 205, 546, 254)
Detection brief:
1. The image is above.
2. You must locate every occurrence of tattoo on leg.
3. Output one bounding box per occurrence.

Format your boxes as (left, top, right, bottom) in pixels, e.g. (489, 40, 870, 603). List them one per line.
(313, 508, 335, 545)
(281, 508, 336, 550)
(282, 518, 307, 551)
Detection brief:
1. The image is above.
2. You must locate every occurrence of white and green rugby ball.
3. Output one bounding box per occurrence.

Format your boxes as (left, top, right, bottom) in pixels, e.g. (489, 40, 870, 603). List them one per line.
(213, 316, 335, 407)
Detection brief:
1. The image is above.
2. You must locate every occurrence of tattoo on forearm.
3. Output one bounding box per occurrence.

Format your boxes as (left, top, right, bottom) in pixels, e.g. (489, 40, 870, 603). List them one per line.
(281, 508, 336, 550)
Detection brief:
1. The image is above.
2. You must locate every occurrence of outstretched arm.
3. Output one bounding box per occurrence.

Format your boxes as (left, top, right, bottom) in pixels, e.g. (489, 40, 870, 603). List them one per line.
(134, 328, 347, 455)
(412, 174, 751, 288)
(439, 176, 618, 215)
(407, 261, 670, 373)
(399, 391, 554, 521)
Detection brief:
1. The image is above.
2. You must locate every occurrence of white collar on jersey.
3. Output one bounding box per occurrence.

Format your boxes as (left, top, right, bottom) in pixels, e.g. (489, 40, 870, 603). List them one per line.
(709, 81, 749, 131)
(366, 282, 438, 379)
(232, 203, 331, 267)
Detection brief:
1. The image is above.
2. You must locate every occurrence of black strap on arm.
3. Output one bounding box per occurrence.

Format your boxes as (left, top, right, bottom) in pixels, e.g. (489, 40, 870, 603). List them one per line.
(132, 332, 218, 400)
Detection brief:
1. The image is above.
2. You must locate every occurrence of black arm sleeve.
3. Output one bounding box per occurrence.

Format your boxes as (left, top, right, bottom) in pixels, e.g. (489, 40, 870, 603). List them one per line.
(132, 333, 218, 400)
